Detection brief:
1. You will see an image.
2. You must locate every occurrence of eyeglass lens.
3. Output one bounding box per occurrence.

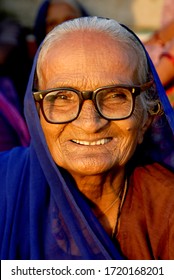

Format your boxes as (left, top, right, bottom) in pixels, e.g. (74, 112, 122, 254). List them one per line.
(43, 87, 133, 123)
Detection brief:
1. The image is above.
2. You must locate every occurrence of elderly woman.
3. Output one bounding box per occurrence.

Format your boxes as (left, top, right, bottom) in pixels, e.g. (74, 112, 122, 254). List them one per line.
(0, 17, 174, 260)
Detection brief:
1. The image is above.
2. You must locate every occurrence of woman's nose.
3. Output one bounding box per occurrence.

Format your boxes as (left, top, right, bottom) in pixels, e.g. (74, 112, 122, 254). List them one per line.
(72, 100, 109, 133)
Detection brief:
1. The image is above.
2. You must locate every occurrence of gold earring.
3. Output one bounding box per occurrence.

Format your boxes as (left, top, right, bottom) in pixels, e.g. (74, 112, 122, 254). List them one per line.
(148, 102, 163, 116)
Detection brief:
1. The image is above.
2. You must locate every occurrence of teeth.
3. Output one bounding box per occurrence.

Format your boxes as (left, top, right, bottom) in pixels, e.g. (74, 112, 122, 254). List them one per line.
(72, 138, 110, 146)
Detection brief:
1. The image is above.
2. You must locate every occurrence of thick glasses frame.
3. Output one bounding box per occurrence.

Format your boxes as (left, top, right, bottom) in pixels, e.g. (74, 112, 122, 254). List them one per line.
(33, 80, 153, 124)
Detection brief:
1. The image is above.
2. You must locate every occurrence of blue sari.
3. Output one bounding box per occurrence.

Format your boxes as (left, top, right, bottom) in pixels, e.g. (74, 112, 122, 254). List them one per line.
(0, 21, 174, 260)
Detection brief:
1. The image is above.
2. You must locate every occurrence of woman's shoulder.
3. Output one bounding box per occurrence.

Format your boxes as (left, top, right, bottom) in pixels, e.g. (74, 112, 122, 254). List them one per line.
(119, 163, 174, 259)
(132, 162, 174, 189)
(129, 162, 174, 210)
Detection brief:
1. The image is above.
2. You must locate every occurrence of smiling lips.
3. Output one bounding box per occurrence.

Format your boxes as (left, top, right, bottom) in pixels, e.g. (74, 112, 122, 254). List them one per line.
(71, 138, 111, 146)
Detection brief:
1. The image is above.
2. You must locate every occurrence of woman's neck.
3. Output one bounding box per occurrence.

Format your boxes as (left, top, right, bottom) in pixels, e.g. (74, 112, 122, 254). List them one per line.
(71, 168, 125, 200)
(70, 168, 126, 236)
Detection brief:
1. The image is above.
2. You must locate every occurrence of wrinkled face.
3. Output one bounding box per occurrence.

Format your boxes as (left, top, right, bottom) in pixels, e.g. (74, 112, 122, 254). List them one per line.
(46, 3, 81, 34)
(39, 30, 149, 177)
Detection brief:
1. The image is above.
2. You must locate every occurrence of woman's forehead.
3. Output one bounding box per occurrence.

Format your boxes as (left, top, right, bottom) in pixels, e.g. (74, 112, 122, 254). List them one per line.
(42, 29, 137, 58)
(40, 30, 139, 83)
(39, 39, 137, 90)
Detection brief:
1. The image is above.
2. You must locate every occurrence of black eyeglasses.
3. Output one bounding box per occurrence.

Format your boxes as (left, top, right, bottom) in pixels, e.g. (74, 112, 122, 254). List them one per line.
(33, 80, 153, 124)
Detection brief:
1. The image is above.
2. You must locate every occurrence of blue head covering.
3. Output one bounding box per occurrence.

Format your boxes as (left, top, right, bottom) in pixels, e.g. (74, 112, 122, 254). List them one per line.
(0, 17, 174, 260)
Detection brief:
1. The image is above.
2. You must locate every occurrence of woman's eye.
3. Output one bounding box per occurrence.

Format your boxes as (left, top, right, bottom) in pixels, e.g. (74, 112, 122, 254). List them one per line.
(46, 91, 73, 102)
(57, 94, 68, 100)
(112, 92, 127, 99)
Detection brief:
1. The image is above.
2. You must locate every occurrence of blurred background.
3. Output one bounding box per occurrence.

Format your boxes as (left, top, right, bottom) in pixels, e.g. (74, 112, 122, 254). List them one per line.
(0, 0, 164, 37)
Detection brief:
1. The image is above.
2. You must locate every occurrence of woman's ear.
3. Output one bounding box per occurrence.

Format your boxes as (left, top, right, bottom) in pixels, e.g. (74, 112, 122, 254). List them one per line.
(137, 116, 153, 144)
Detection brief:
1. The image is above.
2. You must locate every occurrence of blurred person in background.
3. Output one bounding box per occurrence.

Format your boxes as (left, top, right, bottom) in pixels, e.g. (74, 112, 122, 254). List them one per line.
(0, 13, 30, 150)
(144, 0, 174, 106)
(0, 77, 30, 151)
(0, 13, 32, 104)
(33, 0, 89, 48)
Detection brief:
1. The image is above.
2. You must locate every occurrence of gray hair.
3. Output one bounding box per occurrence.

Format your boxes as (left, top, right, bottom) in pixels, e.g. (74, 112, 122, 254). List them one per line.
(37, 16, 160, 115)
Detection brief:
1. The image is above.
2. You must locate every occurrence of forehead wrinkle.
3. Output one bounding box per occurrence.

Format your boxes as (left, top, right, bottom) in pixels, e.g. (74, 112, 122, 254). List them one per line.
(45, 72, 120, 90)
(61, 75, 135, 89)
(39, 63, 137, 90)
(39, 31, 139, 90)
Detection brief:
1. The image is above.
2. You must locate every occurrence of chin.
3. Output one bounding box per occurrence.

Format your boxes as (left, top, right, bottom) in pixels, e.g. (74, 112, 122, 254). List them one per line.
(70, 169, 107, 177)
(55, 154, 117, 176)
(68, 161, 114, 176)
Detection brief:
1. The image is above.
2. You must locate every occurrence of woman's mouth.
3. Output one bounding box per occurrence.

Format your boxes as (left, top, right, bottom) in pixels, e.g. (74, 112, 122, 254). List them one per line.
(71, 138, 112, 146)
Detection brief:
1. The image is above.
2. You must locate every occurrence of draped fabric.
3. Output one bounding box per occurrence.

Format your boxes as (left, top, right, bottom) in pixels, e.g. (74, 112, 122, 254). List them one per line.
(117, 163, 174, 259)
(0, 20, 174, 260)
